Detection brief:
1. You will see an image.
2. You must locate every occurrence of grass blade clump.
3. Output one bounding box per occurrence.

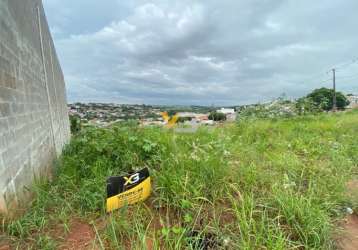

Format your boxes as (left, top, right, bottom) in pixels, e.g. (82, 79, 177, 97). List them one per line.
(1, 110, 357, 249)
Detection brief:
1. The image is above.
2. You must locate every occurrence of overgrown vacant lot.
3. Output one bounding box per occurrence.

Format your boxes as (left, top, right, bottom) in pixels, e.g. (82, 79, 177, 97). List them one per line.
(2, 110, 358, 249)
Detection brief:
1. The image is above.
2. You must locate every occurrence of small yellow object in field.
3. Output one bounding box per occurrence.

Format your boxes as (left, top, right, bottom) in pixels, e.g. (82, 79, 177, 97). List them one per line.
(161, 112, 179, 128)
(106, 168, 151, 212)
(161, 111, 170, 122)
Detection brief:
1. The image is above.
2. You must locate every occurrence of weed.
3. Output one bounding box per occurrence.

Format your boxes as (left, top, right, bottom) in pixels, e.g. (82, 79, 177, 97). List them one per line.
(2, 110, 358, 249)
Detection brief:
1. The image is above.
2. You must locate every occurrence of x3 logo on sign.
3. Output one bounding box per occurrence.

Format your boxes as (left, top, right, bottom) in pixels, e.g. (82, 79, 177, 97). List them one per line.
(124, 173, 140, 186)
(106, 168, 151, 212)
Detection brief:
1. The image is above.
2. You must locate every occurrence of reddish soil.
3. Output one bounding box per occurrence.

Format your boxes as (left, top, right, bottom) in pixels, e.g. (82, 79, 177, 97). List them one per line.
(218, 210, 236, 226)
(145, 237, 154, 250)
(338, 214, 358, 250)
(59, 220, 97, 250)
(0, 245, 10, 250)
(0, 235, 11, 250)
(337, 179, 358, 250)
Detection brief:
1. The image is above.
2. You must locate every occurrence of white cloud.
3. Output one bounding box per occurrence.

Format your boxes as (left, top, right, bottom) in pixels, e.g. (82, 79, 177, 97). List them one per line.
(43, 0, 358, 104)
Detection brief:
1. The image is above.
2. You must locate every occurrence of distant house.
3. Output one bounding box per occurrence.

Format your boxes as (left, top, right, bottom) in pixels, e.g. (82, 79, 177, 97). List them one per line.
(217, 108, 237, 121)
(177, 112, 198, 118)
(347, 95, 358, 109)
(177, 112, 209, 122)
(141, 120, 165, 126)
(201, 120, 214, 125)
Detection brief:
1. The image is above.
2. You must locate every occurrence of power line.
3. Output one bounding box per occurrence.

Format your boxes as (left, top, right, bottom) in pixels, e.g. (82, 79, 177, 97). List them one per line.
(333, 58, 358, 71)
(290, 58, 358, 84)
(336, 72, 358, 80)
(320, 78, 332, 83)
(271, 58, 357, 94)
(338, 75, 358, 81)
(283, 72, 332, 86)
(304, 71, 329, 82)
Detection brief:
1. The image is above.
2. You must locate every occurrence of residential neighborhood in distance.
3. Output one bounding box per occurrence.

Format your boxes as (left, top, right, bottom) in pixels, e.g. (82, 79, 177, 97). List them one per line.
(347, 94, 358, 109)
(68, 93, 358, 128)
(67, 103, 236, 127)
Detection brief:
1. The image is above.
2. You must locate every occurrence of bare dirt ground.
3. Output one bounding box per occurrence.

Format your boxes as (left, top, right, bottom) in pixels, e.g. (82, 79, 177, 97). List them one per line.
(338, 214, 358, 250)
(0, 244, 10, 250)
(337, 180, 358, 250)
(59, 219, 97, 250)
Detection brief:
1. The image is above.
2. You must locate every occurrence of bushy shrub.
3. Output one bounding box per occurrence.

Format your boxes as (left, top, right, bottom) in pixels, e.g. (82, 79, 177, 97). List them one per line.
(304, 88, 350, 111)
(69, 114, 81, 134)
(209, 111, 227, 121)
(295, 97, 321, 114)
(238, 101, 296, 120)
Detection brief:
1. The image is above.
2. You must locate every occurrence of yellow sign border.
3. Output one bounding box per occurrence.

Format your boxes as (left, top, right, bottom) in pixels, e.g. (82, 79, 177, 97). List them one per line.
(106, 177, 151, 212)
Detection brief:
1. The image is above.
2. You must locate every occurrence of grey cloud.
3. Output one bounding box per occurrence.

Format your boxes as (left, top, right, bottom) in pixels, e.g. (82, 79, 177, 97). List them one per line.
(43, 0, 358, 105)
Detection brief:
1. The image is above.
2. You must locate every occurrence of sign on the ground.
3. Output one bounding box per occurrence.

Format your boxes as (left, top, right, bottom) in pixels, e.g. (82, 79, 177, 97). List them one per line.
(161, 112, 179, 128)
(106, 168, 151, 212)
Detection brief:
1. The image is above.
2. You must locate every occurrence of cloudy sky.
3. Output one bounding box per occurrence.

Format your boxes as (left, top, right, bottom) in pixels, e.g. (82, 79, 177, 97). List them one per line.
(43, 0, 358, 105)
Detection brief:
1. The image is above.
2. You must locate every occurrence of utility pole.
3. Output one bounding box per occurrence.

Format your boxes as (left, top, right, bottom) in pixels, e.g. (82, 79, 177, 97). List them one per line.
(332, 68, 337, 111)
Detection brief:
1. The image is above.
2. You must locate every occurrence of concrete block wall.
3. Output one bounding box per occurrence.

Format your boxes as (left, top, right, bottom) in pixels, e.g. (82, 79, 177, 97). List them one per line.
(0, 0, 70, 213)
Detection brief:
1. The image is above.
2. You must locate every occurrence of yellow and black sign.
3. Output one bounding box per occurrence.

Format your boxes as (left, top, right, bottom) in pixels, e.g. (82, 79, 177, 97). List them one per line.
(106, 168, 151, 212)
(161, 112, 179, 128)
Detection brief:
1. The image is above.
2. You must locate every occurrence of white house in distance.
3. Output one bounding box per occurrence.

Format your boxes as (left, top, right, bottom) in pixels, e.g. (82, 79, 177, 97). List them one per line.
(347, 94, 358, 109)
(217, 108, 237, 121)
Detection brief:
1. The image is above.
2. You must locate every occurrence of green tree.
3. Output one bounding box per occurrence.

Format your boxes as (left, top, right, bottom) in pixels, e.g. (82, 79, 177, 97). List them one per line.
(305, 88, 350, 111)
(209, 111, 226, 121)
(167, 110, 177, 116)
(295, 97, 320, 114)
(70, 115, 81, 135)
(177, 117, 192, 123)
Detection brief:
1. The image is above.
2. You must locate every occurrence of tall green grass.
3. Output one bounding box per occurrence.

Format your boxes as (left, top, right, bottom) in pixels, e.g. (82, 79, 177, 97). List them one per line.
(1, 110, 358, 249)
